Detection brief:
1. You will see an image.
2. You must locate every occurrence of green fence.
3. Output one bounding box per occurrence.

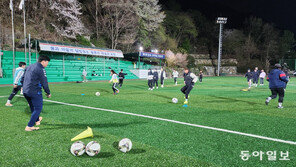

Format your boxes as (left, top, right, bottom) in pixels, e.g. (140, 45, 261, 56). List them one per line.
(0, 50, 145, 85)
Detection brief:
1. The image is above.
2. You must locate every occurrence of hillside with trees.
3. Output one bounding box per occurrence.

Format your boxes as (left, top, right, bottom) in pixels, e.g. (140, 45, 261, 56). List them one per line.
(0, 0, 295, 72)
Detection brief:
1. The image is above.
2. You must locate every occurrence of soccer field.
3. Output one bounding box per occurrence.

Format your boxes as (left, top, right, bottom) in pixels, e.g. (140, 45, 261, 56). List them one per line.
(0, 77, 295, 167)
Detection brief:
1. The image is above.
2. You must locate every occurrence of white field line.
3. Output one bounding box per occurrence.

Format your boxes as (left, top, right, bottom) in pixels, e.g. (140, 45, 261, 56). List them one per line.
(41, 98, 296, 145)
(0, 96, 8, 98)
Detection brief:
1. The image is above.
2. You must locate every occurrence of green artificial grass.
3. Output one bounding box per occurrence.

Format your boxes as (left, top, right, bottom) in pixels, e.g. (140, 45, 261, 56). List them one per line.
(0, 77, 295, 166)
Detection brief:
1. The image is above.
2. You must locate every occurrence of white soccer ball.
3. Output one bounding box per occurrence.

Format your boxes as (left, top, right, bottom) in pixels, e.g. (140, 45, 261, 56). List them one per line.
(86, 141, 101, 156)
(118, 138, 132, 153)
(95, 92, 100, 96)
(172, 98, 178, 103)
(70, 141, 86, 156)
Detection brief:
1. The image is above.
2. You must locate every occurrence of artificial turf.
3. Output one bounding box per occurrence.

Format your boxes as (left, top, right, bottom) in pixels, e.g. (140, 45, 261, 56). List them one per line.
(0, 77, 295, 167)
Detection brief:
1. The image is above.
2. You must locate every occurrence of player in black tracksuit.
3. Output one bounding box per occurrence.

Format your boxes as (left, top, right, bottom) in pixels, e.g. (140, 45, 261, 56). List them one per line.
(147, 69, 154, 90)
(245, 69, 253, 89)
(153, 69, 159, 89)
(252, 67, 260, 87)
(181, 68, 198, 105)
(118, 69, 127, 88)
(22, 55, 51, 131)
(160, 67, 166, 88)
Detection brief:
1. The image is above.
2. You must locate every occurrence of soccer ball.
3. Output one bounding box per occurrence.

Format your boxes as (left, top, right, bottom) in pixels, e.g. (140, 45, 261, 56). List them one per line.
(118, 138, 132, 153)
(70, 141, 86, 156)
(86, 141, 101, 156)
(95, 92, 100, 96)
(172, 98, 178, 103)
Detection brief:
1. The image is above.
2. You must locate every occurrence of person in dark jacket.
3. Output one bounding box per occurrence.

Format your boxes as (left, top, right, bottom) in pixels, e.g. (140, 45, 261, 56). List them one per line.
(181, 68, 198, 105)
(147, 69, 154, 90)
(21, 55, 51, 131)
(153, 69, 159, 89)
(160, 67, 166, 88)
(252, 67, 260, 87)
(118, 69, 127, 88)
(265, 64, 289, 108)
(245, 69, 253, 89)
(199, 71, 203, 83)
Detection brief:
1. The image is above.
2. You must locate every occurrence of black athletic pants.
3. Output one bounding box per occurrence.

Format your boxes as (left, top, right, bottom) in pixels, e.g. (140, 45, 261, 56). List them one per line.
(160, 77, 164, 85)
(8, 85, 22, 100)
(148, 80, 153, 88)
(154, 79, 158, 87)
(253, 77, 258, 84)
(199, 77, 203, 82)
(174, 77, 177, 84)
(119, 79, 123, 87)
(181, 84, 194, 99)
(270, 88, 285, 103)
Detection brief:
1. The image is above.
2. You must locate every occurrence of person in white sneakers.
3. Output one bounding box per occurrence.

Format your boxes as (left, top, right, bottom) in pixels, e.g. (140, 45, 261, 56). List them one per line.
(5, 62, 26, 107)
(82, 69, 87, 82)
(147, 69, 154, 90)
(259, 69, 266, 86)
(265, 64, 289, 108)
(172, 69, 179, 85)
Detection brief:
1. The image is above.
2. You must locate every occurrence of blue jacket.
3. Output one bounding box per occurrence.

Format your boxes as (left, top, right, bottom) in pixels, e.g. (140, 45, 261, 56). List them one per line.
(267, 69, 288, 89)
(21, 62, 50, 95)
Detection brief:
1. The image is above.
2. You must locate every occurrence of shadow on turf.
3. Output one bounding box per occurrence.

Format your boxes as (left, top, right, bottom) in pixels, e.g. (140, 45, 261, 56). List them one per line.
(41, 121, 147, 130)
(96, 88, 112, 94)
(80, 152, 115, 159)
(112, 142, 146, 154)
(206, 95, 260, 105)
(152, 94, 172, 100)
(127, 85, 145, 90)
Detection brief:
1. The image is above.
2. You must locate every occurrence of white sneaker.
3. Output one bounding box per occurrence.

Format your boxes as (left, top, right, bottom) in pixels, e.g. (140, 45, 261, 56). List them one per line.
(5, 103, 13, 107)
(156, 87, 158, 89)
(278, 106, 283, 109)
(161, 85, 164, 88)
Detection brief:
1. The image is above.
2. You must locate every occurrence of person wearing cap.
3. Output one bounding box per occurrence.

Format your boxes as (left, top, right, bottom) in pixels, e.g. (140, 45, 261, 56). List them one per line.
(265, 64, 289, 108)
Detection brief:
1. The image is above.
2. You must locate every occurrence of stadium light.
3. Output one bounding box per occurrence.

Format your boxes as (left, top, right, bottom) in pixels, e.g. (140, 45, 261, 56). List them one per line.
(216, 17, 227, 76)
(139, 46, 144, 52)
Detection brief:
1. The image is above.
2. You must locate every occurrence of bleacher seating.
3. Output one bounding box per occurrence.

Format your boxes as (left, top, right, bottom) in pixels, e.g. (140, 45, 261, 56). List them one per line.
(0, 50, 140, 84)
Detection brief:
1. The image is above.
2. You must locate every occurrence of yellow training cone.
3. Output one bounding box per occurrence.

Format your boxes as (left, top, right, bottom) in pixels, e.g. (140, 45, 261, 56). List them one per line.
(71, 127, 93, 141)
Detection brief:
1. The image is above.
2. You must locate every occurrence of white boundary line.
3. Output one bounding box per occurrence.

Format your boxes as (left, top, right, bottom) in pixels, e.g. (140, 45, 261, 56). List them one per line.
(0, 96, 8, 98)
(42, 99, 296, 145)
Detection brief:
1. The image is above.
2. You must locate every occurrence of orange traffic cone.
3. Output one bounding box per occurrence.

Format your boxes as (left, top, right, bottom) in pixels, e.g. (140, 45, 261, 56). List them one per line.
(71, 127, 93, 141)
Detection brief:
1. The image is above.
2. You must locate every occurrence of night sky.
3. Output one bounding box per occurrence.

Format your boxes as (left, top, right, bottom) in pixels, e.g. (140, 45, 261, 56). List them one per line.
(160, 0, 296, 34)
